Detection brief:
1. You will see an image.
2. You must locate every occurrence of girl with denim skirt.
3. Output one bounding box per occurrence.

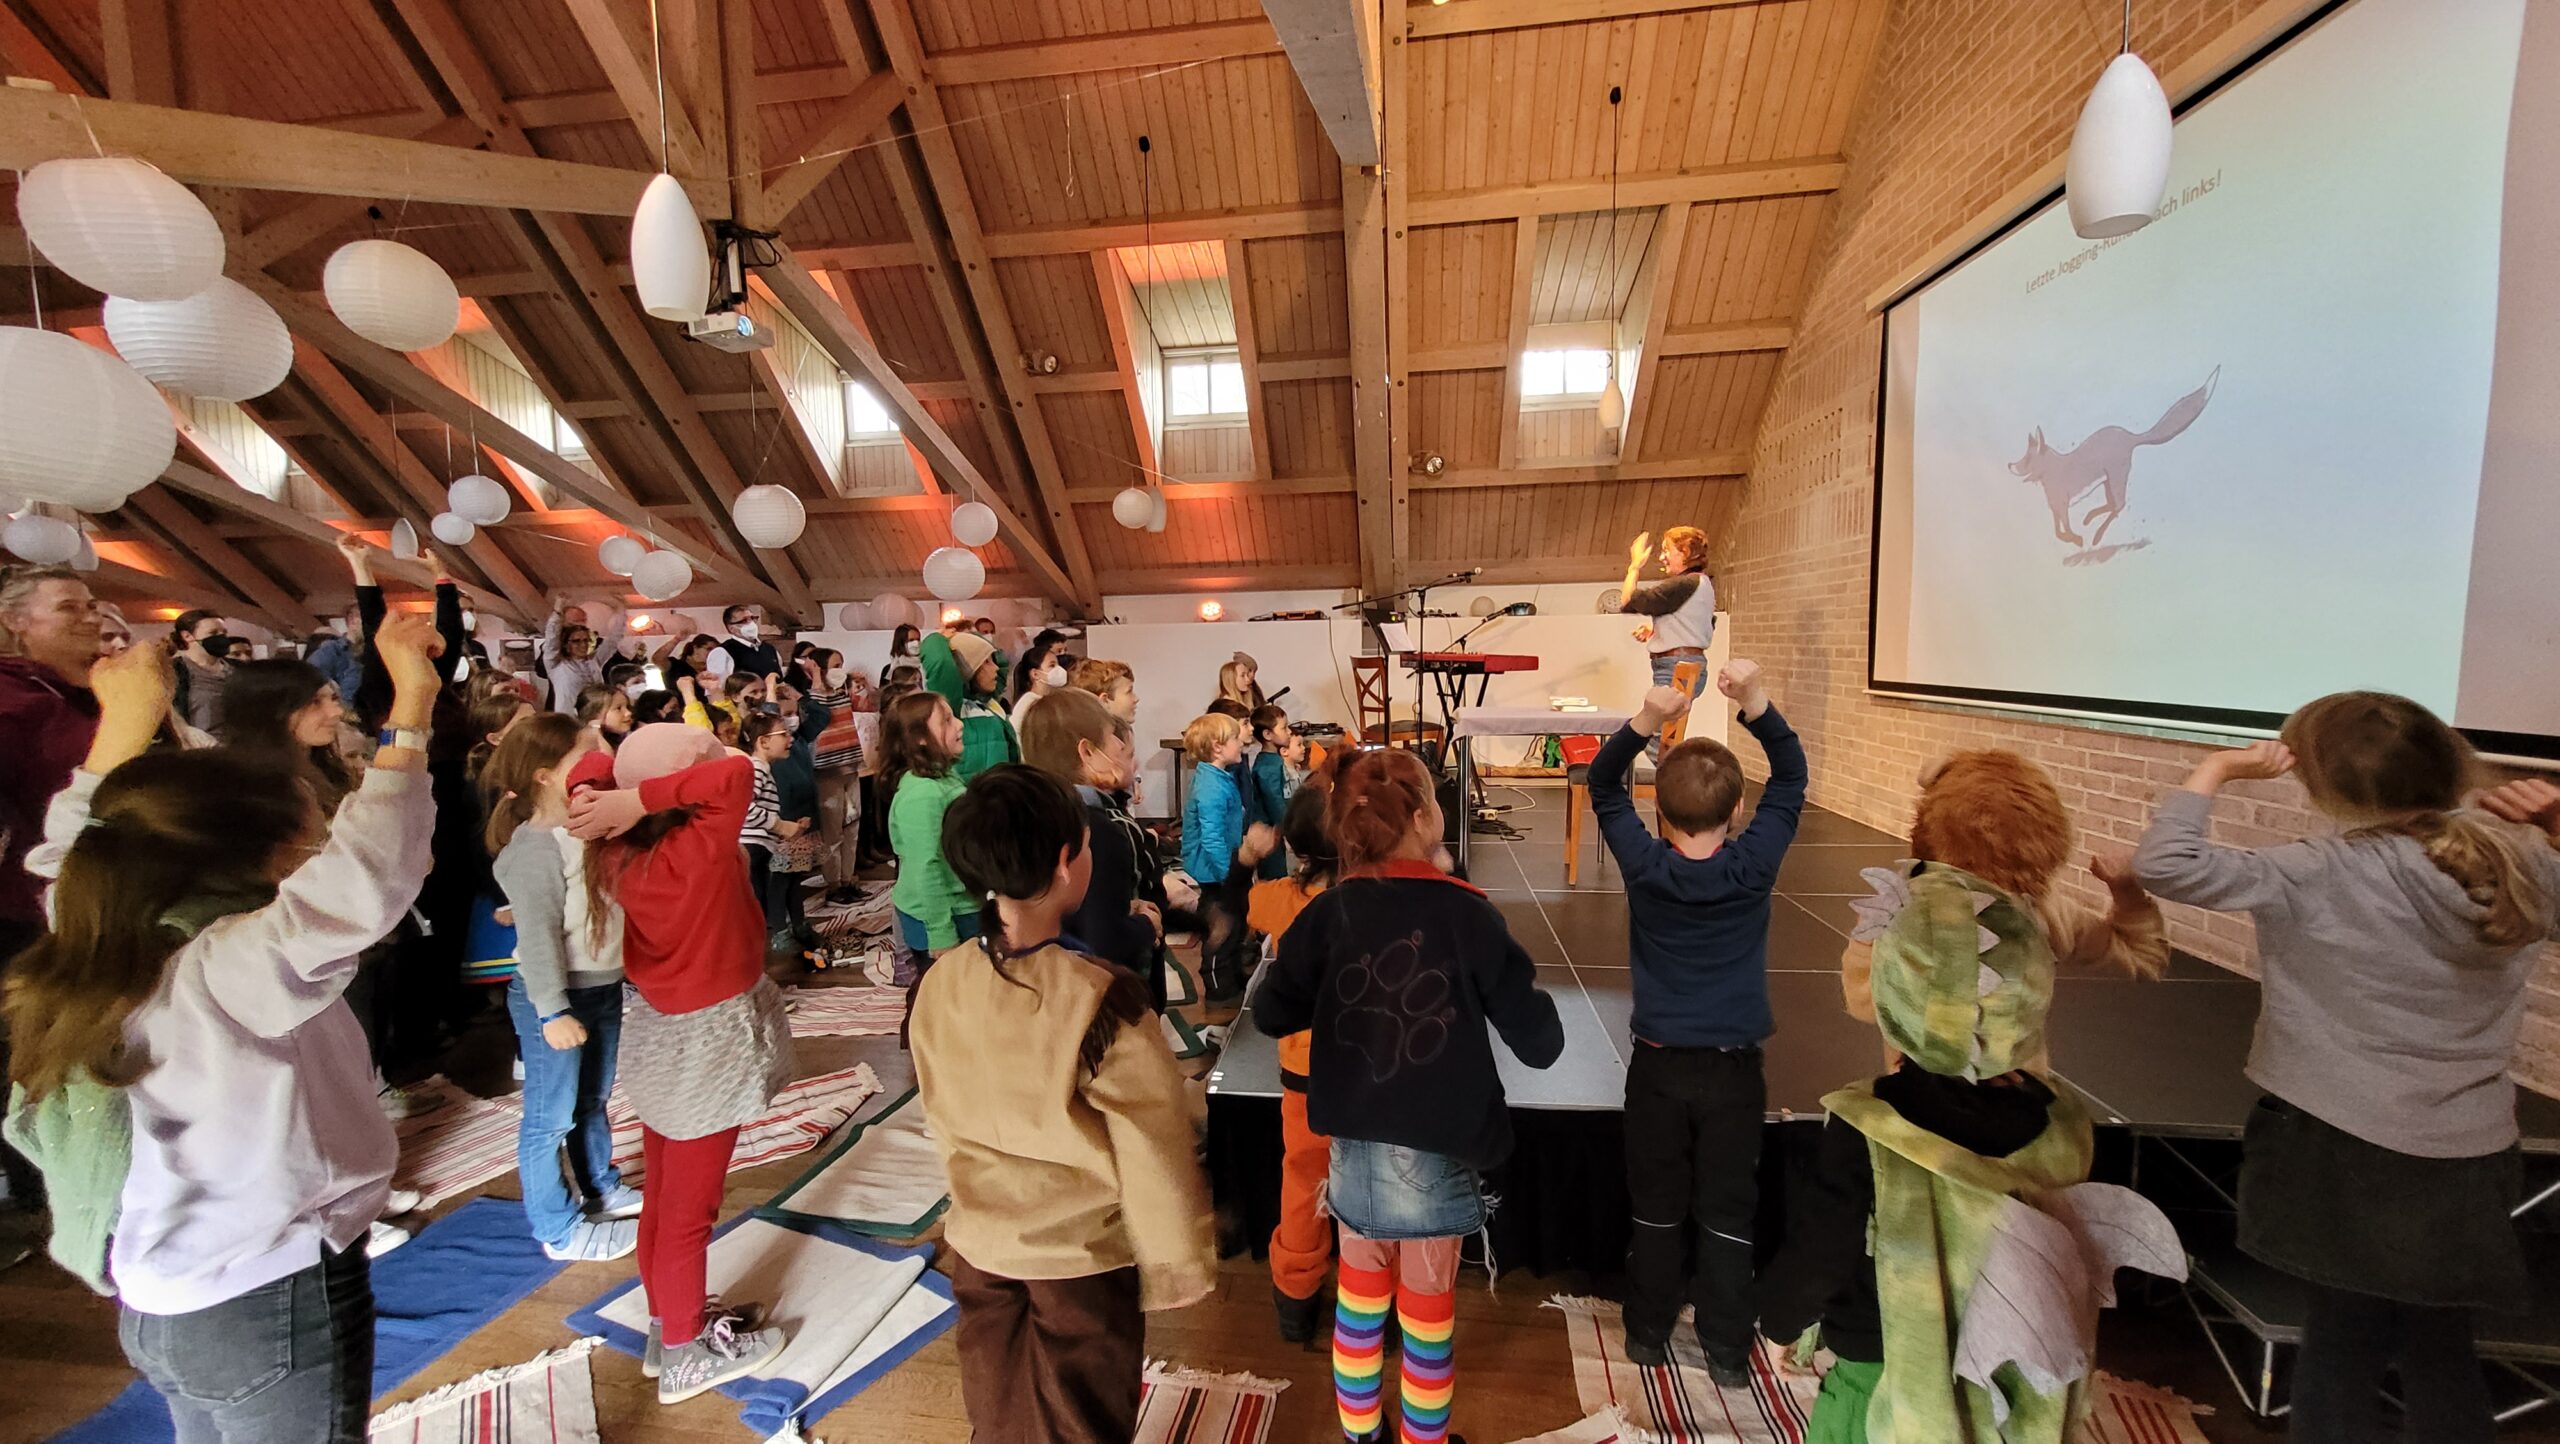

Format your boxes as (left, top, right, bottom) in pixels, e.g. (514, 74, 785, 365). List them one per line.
(1253, 747, 1565, 1444)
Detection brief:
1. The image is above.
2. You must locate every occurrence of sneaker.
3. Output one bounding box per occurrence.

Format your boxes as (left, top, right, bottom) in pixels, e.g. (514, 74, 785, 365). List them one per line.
(1272, 1284, 1324, 1344)
(511, 1056, 526, 1083)
(656, 1310, 787, 1405)
(1622, 1330, 1669, 1368)
(367, 1220, 412, 1257)
(378, 1187, 422, 1217)
(642, 1318, 661, 1378)
(1703, 1346, 1753, 1390)
(587, 1183, 645, 1220)
(542, 1218, 639, 1263)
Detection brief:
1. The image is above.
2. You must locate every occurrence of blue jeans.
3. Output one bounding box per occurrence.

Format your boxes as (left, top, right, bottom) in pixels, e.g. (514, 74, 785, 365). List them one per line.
(120, 1242, 372, 1443)
(504, 979, 625, 1245)
(1326, 1137, 1484, 1241)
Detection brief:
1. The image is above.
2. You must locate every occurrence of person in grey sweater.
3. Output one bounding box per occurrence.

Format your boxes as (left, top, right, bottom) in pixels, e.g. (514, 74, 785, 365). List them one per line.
(2133, 691, 2560, 1444)
(482, 712, 639, 1262)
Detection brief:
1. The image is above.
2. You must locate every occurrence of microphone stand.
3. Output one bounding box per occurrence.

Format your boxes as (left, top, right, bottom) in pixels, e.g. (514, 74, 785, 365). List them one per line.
(1337, 569, 1478, 769)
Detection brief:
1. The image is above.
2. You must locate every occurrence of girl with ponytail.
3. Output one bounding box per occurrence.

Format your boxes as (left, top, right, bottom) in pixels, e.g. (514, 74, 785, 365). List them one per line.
(2134, 691, 2560, 1444)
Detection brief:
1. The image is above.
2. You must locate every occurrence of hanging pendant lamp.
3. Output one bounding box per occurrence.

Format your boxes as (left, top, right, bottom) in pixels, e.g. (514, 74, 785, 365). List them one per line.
(1596, 85, 1628, 437)
(2066, 0, 2173, 239)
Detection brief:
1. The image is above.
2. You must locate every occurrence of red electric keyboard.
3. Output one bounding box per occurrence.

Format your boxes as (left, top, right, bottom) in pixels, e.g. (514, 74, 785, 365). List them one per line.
(1402, 651, 1539, 677)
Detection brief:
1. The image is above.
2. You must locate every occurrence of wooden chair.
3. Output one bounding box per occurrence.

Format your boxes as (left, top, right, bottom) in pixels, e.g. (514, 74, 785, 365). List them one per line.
(1351, 653, 1445, 755)
(1562, 660, 1698, 885)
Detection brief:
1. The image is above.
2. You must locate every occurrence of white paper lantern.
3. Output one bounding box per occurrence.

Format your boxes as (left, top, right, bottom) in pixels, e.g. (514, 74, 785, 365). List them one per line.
(3, 514, 81, 565)
(1111, 486, 1153, 530)
(323, 239, 460, 352)
(598, 534, 647, 577)
(429, 511, 477, 546)
(1145, 487, 1168, 534)
(868, 592, 916, 630)
(69, 529, 97, 572)
(949, 500, 998, 547)
(444, 474, 510, 526)
(17, 157, 223, 303)
(922, 546, 985, 602)
(732, 483, 806, 549)
(102, 278, 291, 402)
(632, 173, 711, 324)
(0, 327, 176, 510)
(2065, 51, 2173, 240)
(631, 548, 694, 602)
(390, 517, 421, 560)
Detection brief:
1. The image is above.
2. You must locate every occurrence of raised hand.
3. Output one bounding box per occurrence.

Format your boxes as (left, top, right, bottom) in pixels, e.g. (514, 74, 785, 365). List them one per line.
(374, 612, 446, 698)
(2089, 848, 2145, 901)
(90, 637, 174, 724)
(566, 786, 647, 841)
(1716, 658, 1764, 703)
(2482, 778, 2560, 840)
(2214, 740, 2296, 783)
(1238, 822, 1279, 865)
(1628, 531, 1652, 565)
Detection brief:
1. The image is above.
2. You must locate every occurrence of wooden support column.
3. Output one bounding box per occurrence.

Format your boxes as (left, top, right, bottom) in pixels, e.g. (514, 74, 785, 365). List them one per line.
(1493, 207, 1540, 471)
(1224, 239, 1274, 480)
(1617, 201, 1691, 465)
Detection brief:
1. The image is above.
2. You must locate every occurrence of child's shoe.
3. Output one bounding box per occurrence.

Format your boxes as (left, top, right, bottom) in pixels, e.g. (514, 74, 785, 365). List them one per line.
(656, 1309, 786, 1404)
(1272, 1284, 1324, 1344)
(587, 1183, 645, 1221)
(642, 1319, 661, 1378)
(542, 1218, 638, 1263)
(1621, 1329, 1669, 1368)
(1702, 1344, 1752, 1390)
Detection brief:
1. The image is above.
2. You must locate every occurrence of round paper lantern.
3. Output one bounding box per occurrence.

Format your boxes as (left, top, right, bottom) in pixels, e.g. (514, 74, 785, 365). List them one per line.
(446, 474, 510, 526)
(922, 546, 985, 602)
(1145, 487, 1168, 534)
(632, 173, 711, 323)
(69, 529, 97, 572)
(390, 517, 421, 560)
(732, 483, 806, 549)
(0, 327, 176, 509)
(868, 592, 916, 630)
(1111, 486, 1152, 530)
(17, 157, 223, 302)
(429, 511, 476, 546)
(3, 514, 81, 565)
(949, 500, 998, 547)
(836, 603, 869, 630)
(323, 239, 460, 352)
(102, 278, 291, 401)
(631, 548, 694, 602)
(598, 534, 647, 577)
(2065, 51, 2172, 239)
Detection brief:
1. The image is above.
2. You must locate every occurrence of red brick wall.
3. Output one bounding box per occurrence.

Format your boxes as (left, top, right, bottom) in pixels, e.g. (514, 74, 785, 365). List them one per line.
(1722, 0, 2560, 1088)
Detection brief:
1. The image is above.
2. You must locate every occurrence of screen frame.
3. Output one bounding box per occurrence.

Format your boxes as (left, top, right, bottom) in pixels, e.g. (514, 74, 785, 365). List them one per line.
(1863, 0, 2558, 764)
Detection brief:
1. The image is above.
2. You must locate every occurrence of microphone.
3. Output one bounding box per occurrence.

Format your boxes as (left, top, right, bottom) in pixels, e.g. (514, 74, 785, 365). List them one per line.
(1265, 685, 1292, 704)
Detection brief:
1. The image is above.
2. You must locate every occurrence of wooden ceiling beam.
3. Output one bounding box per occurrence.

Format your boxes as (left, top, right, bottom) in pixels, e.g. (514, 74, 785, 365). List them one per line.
(1403, 0, 1770, 40)
(981, 202, 1340, 258)
(0, 84, 721, 217)
(1410, 156, 1846, 226)
(234, 114, 484, 267)
(1223, 239, 1274, 481)
(929, 17, 1282, 86)
(99, 0, 179, 105)
(1342, 68, 1398, 591)
(0, 4, 100, 95)
(123, 487, 308, 633)
(1616, 200, 1690, 465)
(1096, 563, 1357, 594)
(1653, 319, 1796, 356)
(755, 70, 909, 226)
(1407, 341, 1509, 373)
(153, 459, 474, 600)
(558, 0, 713, 179)
(1088, 252, 1163, 487)
(507, 62, 871, 128)
(1256, 353, 1352, 382)
(89, 555, 272, 620)
(1492, 210, 1540, 471)
(1413, 456, 1747, 489)
(1066, 476, 1351, 503)
(1260, 0, 1382, 166)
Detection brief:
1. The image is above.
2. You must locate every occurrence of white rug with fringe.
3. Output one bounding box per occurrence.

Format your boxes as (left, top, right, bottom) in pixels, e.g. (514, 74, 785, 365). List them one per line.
(366, 1336, 601, 1443)
(1132, 1360, 1288, 1444)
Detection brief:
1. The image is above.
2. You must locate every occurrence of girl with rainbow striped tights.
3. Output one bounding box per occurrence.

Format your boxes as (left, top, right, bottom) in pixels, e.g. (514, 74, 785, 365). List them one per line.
(1335, 1233, 1460, 1442)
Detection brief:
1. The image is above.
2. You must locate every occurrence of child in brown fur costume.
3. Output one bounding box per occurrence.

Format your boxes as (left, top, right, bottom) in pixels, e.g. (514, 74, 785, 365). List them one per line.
(1843, 749, 2167, 1037)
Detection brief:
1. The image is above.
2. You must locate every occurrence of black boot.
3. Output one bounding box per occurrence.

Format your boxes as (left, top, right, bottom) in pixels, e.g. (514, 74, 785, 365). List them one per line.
(1273, 1284, 1324, 1344)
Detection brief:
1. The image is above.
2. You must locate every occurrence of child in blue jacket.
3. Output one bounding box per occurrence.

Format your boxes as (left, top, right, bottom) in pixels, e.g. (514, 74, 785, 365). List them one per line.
(1180, 711, 1251, 1001)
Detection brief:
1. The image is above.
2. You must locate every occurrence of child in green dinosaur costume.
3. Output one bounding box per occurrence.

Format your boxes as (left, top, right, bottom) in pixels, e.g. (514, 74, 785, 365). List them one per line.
(1758, 753, 2185, 1443)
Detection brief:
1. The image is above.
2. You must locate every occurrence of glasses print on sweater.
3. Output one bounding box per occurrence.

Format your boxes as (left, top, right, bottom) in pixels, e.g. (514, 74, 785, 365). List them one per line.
(1330, 933, 1455, 1083)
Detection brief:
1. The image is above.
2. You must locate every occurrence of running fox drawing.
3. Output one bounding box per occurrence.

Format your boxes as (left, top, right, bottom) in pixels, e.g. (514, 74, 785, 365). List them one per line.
(2010, 367, 2218, 549)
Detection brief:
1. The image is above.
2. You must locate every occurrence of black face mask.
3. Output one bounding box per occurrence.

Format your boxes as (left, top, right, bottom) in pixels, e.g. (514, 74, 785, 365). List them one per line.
(200, 633, 235, 660)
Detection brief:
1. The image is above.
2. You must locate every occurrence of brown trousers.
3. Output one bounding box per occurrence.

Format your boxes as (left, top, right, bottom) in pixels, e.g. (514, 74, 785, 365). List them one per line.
(950, 1257, 1143, 1443)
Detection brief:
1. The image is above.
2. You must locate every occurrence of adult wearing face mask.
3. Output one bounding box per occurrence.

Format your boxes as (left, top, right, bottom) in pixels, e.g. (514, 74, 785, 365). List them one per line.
(168, 609, 233, 734)
(1007, 637, 1070, 736)
(700, 604, 782, 685)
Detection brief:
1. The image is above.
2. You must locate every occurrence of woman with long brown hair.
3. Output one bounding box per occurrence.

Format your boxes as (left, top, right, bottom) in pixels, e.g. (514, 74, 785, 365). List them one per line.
(4, 615, 443, 1443)
(218, 658, 355, 816)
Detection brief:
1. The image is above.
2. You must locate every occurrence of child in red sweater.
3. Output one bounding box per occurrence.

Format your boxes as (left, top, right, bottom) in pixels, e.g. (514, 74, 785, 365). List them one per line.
(569, 723, 794, 1404)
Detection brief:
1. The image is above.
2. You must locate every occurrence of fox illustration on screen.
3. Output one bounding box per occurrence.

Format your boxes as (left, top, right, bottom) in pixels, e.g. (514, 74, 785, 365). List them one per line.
(2009, 367, 2219, 549)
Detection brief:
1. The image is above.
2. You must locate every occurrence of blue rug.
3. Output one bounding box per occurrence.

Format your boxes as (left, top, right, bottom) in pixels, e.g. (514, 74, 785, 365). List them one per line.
(53, 1197, 566, 1443)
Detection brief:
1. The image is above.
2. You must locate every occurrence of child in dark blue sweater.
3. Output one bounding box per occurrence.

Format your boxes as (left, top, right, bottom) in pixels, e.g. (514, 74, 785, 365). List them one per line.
(1585, 657, 1807, 1382)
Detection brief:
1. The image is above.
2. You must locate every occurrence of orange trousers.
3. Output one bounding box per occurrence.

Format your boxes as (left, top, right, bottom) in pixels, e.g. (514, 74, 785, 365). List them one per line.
(1272, 1086, 1334, 1301)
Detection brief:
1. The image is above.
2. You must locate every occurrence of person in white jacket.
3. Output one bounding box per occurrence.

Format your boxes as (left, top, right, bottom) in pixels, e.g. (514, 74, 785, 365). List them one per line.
(4, 614, 444, 1444)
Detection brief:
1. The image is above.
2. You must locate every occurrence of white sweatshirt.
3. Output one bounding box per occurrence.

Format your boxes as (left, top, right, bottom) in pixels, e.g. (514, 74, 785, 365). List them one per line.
(33, 764, 435, 1315)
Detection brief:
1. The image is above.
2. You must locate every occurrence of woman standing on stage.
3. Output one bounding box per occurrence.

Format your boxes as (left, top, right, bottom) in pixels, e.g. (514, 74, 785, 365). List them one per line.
(1617, 526, 1716, 704)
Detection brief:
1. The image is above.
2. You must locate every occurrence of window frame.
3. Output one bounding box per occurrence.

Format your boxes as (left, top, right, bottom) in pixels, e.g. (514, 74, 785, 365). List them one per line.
(1160, 345, 1249, 429)
(1517, 346, 1615, 412)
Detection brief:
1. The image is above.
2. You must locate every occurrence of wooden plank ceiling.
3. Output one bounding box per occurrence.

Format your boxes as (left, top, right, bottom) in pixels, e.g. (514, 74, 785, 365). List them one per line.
(0, 0, 1888, 623)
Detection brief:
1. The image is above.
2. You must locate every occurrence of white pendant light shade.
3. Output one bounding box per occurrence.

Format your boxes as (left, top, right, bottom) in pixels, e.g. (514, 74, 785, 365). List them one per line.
(0, 327, 176, 510)
(4, 513, 81, 565)
(429, 511, 477, 546)
(1145, 487, 1168, 533)
(597, 534, 647, 577)
(69, 528, 97, 572)
(103, 278, 291, 401)
(1595, 369, 1626, 430)
(632, 173, 711, 323)
(2065, 51, 2173, 240)
(446, 473, 511, 526)
(390, 517, 421, 560)
(17, 158, 224, 302)
(1111, 486, 1153, 530)
(836, 603, 869, 630)
(868, 592, 917, 629)
(732, 483, 807, 549)
(631, 548, 694, 602)
(922, 545, 985, 602)
(323, 239, 460, 352)
(949, 500, 998, 547)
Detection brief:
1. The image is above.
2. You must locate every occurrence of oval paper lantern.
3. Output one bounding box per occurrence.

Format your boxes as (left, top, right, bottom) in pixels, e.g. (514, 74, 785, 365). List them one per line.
(1111, 486, 1152, 530)
(598, 534, 647, 577)
(3, 514, 81, 565)
(632, 173, 711, 323)
(323, 239, 460, 352)
(429, 511, 477, 546)
(1145, 487, 1168, 534)
(922, 546, 985, 602)
(868, 592, 917, 630)
(390, 517, 421, 560)
(69, 529, 97, 572)
(732, 483, 806, 549)
(836, 603, 869, 630)
(631, 548, 694, 602)
(2065, 52, 2172, 239)
(446, 474, 510, 526)
(17, 157, 223, 302)
(0, 327, 176, 510)
(949, 500, 998, 547)
(103, 278, 291, 401)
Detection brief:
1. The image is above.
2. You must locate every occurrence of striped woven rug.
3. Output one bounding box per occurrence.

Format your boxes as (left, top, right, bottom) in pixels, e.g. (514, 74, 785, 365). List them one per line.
(1132, 1361, 1286, 1444)
(782, 984, 908, 1038)
(367, 1337, 601, 1443)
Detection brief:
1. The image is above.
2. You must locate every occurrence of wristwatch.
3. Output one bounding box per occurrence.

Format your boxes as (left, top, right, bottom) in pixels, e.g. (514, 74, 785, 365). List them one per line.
(375, 726, 430, 751)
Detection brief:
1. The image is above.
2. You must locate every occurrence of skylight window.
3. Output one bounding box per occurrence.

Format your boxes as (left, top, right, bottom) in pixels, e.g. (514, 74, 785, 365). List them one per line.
(844, 379, 900, 440)
(1165, 347, 1246, 423)
(552, 415, 590, 461)
(1520, 348, 1613, 399)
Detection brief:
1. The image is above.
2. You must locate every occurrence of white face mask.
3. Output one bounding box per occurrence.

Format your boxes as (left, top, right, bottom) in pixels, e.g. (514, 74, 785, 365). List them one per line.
(733, 621, 761, 643)
(460, 609, 477, 632)
(623, 680, 649, 700)
(903, 640, 922, 657)
(1041, 665, 1068, 688)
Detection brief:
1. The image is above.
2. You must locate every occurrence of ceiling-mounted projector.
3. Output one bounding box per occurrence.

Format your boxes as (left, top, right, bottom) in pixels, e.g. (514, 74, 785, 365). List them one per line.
(686, 309, 772, 353)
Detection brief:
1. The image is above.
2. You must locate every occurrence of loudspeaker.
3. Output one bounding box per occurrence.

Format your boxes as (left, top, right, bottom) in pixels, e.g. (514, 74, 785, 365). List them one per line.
(1436, 772, 1468, 879)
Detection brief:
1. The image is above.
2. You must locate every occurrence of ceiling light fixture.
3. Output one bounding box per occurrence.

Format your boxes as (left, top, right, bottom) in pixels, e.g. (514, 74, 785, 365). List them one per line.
(2065, 0, 2172, 239)
(1595, 84, 1628, 434)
